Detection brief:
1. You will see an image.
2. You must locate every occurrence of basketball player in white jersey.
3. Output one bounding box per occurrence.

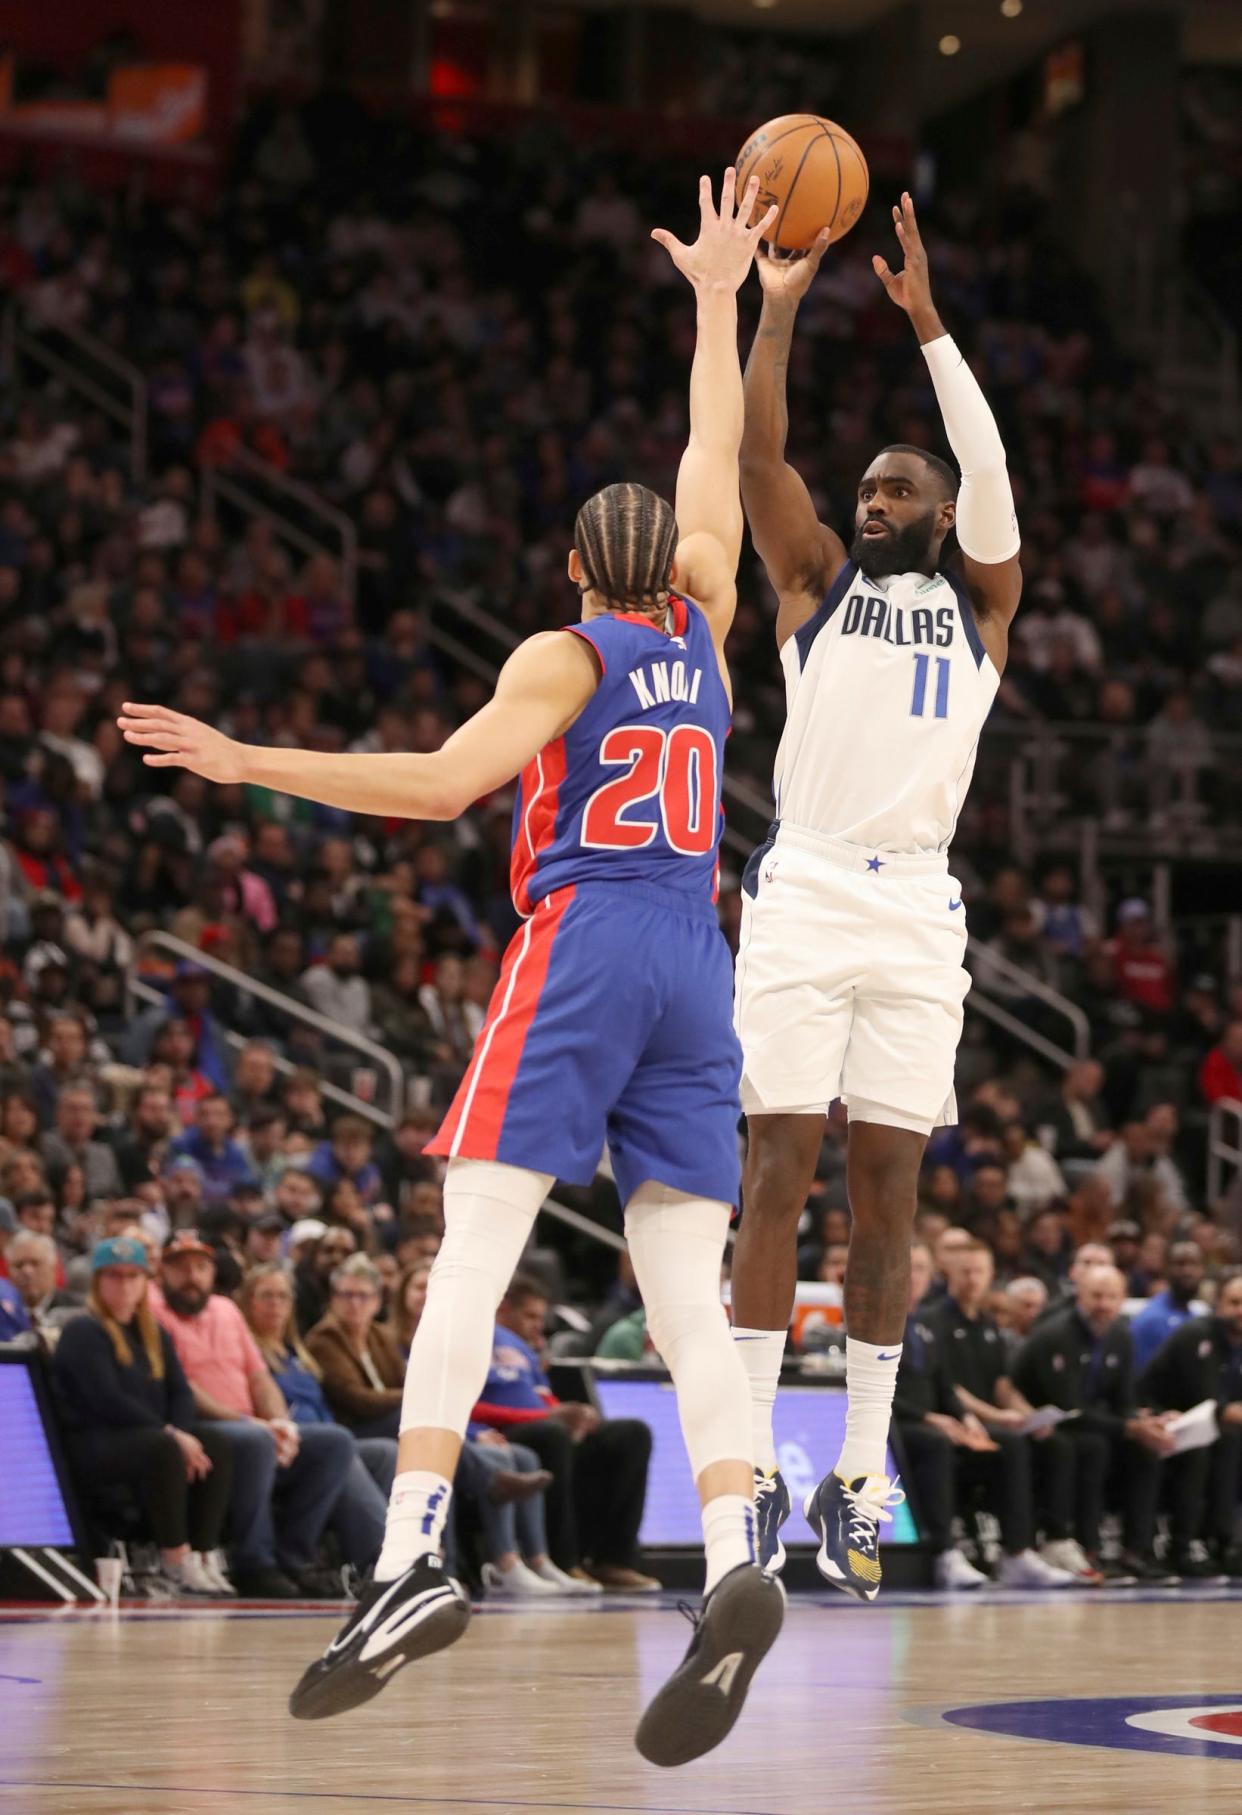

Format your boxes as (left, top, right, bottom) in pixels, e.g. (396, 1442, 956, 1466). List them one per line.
(731, 194, 1046, 1597)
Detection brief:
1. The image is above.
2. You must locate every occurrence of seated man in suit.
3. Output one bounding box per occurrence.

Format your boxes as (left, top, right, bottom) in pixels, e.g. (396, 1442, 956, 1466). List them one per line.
(1139, 1268, 1242, 1578)
(1013, 1262, 1177, 1582)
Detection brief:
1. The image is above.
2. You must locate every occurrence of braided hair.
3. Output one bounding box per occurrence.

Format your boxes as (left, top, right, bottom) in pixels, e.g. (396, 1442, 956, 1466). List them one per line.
(573, 483, 679, 611)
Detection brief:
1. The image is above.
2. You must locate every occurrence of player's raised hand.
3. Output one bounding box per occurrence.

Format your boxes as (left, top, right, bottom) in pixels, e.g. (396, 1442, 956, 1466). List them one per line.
(117, 702, 246, 783)
(651, 170, 777, 295)
(755, 226, 833, 305)
(872, 191, 935, 318)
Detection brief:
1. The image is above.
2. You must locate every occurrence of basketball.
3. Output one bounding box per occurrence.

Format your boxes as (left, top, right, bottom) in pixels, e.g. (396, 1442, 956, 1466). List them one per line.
(735, 114, 869, 252)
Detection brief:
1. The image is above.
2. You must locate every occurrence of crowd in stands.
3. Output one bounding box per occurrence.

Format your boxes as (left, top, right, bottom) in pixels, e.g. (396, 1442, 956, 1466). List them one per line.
(1, 99, 1241, 1593)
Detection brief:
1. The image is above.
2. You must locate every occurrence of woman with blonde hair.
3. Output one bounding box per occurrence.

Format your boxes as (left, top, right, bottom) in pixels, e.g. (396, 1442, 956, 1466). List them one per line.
(51, 1235, 234, 1596)
(239, 1261, 393, 1574)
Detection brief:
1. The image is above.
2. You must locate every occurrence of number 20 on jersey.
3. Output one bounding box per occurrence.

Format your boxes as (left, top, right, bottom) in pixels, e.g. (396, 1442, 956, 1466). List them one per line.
(581, 725, 718, 855)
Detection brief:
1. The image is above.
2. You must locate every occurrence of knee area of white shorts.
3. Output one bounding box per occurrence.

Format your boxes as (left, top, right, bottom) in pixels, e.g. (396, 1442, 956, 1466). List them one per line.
(846, 1097, 934, 1139)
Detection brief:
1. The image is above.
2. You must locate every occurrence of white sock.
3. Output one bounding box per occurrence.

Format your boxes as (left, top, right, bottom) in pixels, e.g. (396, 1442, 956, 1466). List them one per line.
(701, 1494, 757, 1596)
(731, 1327, 785, 1473)
(835, 1337, 902, 1483)
(375, 1471, 452, 1582)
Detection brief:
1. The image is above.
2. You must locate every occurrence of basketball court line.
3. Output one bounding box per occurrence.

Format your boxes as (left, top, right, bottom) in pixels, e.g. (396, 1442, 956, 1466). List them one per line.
(6, 1581, 1242, 1627)
(0, 1779, 781, 1815)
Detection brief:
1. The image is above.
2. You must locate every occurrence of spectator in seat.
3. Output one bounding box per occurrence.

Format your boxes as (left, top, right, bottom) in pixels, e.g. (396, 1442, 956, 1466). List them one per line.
(1106, 1218, 1142, 1282)
(1094, 1115, 1189, 1217)
(243, 1212, 287, 1269)
(307, 1255, 560, 1593)
(0, 1089, 41, 1156)
(1002, 1276, 1049, 1349)
(307, 1113, 383, 1208)
(475, 1273, 658, 1593)
(229, 1040, 280, 1124)
(273, 1164, 323, 1229)
(159, 1151, 208, 1234)
(1002, 1120, 1066, 1217)
(29, 1013, 93, 1125)
(1129, 1242, 1207, 1372)
(1105, 899, 1175, 1017)
(893, 1244, 1007, 1589)
(306, 1254, 406, 1439)
(40, 1083, 122, 1201)
(239, 1264, 393, 1575)
(112, 1083, 178, 1191)
(6, 1230, 79, 1342)
(149, 1018, 215, 1125)
(1034, 1060, 1113, 1164)
(294, 1226, 356, 1335)
(167, 1094, 259, 1207)
(0, 1265, 29, 1338)
(1200, 1020, 1242, 1106)
(926, 1241, 1083, 1585)
(1140, 1269, 1242, 1578)
(301, 932, 371, 1036)
(1012, 1262, 1175, 1581)
(52, 1235, 234, 1596)
(152, 1229, 353, 1598)
(124, 964, 232, 1091)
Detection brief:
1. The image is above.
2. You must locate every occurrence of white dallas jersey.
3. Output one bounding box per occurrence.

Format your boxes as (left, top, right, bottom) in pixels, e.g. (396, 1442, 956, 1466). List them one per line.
(773, 560, 999, 855)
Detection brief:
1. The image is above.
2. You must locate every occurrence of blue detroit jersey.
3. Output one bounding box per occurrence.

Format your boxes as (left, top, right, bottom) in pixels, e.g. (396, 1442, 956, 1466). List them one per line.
(509, 595, 729, 914)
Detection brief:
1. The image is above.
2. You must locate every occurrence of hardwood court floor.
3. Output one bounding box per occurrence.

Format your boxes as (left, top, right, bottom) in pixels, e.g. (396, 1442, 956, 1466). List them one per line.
(4, 1587, 1242, 1815)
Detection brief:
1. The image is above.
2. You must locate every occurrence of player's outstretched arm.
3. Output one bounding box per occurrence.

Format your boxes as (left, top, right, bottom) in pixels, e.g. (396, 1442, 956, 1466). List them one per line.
(652, 170, 775, 654)
(740, 235, 848, 650)
(875, 192, 1022, 647)
(118, 632, 600, 822)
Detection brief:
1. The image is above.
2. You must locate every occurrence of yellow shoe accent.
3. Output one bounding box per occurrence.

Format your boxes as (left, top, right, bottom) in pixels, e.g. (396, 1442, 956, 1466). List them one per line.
(847, 1550, 882, 1585)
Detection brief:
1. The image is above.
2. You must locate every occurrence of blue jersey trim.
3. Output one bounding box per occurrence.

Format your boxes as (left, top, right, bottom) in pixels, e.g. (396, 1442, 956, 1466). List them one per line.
(793, 562, 857, 672)
(943, 569, 986, 670)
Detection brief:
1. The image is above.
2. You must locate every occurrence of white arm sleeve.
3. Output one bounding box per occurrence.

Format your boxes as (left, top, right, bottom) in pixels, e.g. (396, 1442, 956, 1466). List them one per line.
(922, 334, 1021, 565)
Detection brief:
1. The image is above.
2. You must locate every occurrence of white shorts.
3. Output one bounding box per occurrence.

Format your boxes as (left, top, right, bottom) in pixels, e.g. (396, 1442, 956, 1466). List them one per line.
(733, 824, 970, 1137)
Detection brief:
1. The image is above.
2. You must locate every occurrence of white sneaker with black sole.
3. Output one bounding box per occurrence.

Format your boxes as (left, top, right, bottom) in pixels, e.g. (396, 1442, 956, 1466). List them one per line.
(634, 1564, 785, 1768)
(288, 1554, 471, 1721)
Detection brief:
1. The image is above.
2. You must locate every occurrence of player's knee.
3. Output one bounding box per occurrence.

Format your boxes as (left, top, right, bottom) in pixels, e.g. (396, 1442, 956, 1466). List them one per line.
(743, 1137, 816, 1222)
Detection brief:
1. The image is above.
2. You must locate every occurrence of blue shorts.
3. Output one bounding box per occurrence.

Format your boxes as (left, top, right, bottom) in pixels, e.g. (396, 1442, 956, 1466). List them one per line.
(428, 881, 742, 1207)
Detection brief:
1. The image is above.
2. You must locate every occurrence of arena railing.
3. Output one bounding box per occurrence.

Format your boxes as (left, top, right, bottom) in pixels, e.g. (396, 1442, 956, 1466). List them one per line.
(1, 306, 148, 483)
(125, 932, 406, 1127)
(1207, 1097, 1242, 1208)
(199, 444, 359, 605)
(963, 941, 1090, 1067)
(126, 934, 626, 1253)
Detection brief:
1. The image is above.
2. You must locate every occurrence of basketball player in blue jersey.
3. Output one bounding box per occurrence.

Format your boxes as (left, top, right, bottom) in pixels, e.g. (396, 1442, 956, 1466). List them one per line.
(730, 194, 1045, 1597)
(119, 170, 785, 1766)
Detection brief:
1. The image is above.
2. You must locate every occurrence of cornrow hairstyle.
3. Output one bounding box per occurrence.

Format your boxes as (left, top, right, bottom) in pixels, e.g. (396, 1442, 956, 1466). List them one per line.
(573, 482, 679, 610)
(879, 444, 959, 502)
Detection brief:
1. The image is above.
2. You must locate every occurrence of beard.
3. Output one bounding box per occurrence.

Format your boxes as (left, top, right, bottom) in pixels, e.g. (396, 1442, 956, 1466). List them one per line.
(164, 1284, 208, 1316)
(850, 509, 938, 580)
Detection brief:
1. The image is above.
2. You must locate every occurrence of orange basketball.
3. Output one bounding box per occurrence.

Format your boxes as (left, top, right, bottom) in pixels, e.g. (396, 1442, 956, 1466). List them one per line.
(735, 114, 869, 253)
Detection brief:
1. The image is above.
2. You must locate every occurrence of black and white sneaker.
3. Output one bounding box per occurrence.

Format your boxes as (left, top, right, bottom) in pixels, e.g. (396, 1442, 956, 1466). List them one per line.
(288, 1554, 471, 1721)
(634, 1564, 785, 1768)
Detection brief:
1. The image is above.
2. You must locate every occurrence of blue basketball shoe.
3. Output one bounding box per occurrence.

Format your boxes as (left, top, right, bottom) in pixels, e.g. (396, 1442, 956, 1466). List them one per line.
(802, 1471, 906, 1603)
(753, 1468, 791, 1574)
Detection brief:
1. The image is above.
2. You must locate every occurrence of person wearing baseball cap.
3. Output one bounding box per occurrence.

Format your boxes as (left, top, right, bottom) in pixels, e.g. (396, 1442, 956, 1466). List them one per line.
(151, 1229, 352, 1598)
(50, 1236, 235, 1598)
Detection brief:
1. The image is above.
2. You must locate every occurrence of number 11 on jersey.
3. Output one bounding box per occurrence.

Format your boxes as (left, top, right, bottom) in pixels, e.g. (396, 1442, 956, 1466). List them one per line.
(910, 653, 951, 720)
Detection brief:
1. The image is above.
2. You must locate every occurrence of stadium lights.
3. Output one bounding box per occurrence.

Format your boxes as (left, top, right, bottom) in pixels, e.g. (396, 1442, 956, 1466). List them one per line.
(938, 33, 962, 55)
(1001, 0, 1024, 16)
